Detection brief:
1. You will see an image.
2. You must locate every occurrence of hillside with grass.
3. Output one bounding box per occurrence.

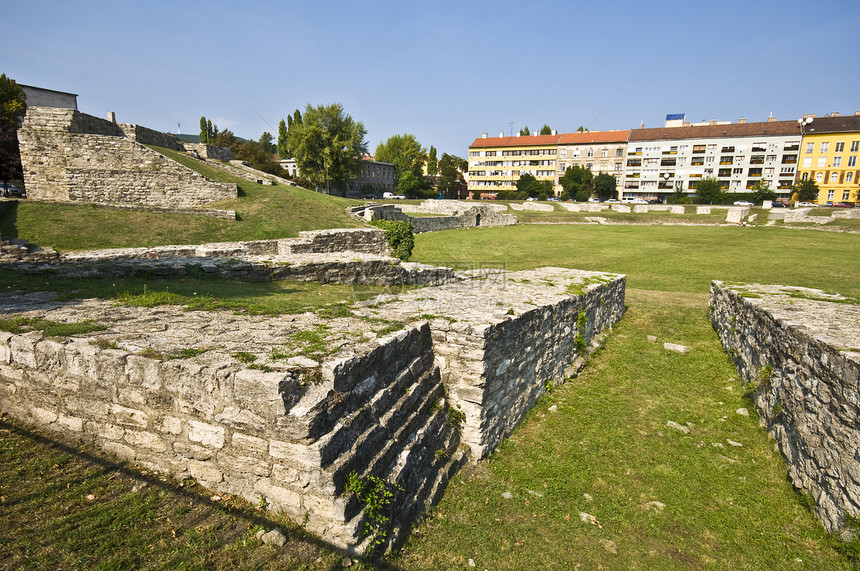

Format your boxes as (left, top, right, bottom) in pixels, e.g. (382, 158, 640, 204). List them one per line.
(0, 146, 363, 252)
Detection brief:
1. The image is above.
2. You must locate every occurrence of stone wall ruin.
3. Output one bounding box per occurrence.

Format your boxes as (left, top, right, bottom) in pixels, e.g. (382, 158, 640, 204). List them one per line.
(0, 229, 626, 553)
(709, 282, 860, 533)
(17, 107, 238, 208)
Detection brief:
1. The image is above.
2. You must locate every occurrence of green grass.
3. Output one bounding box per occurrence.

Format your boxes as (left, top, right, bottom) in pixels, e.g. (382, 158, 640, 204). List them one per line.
(0, 271, 407, 316)
(1, 215, 857, 568)
(0, 148, 362, 252)
(0, 417, 343, 570)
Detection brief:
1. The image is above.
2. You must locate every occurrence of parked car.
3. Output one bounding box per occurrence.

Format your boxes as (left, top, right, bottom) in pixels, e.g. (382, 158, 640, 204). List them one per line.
(2, 184, 25, 197)
(832, 202, 853, 208)
(769, 201, 788, 208)
(647, 198, 663, 204)
(796, 201, 816, 207)
(733, 200, 753, 206)
(605, 199, 621, 204)
(546, 197, 560, 202)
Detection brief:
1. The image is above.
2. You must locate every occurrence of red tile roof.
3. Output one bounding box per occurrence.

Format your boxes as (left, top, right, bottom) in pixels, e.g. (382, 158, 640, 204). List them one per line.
(469, 134, 562, 148)
(558, 130, 630, 145)
(628, 121, 801, 141)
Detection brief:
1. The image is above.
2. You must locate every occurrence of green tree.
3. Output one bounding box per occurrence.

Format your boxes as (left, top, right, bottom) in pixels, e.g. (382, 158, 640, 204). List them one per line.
(593, 172, 617, 201)
(426, 146, 438, 177)
(794, 179, 820, 202)
(374, 134, 427, 181)
(751, 180, 777, 204)
(396, 171, 423, 198)
(258, 132, 275, 155)
(277, 119, 289, 158)
(559, 165, 593, 201)
(199, 116, 219, 145)
(695, 177, 725, 204)
(0, 74, 26, 190)
(286, 103, 368, 195)
(576, 125, 589, 133)
(519, 126, 530, 137)
(540, 124, 552, 135)
(437, 153, 467, 199)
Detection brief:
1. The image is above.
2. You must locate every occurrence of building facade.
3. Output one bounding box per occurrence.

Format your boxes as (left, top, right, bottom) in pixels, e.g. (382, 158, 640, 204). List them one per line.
(625, 118, 801, 201)
(796, 113, 860, 205)
(557, 131, 629, 197)
(467, 133, 561, 197)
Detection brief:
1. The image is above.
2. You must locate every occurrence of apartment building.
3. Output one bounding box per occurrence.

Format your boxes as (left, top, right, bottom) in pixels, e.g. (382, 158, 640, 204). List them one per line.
(796, 113, 860, 205)
(467, 132, 561, 197)
(625, 117, 801, 201)
(557, 130, 629, 197)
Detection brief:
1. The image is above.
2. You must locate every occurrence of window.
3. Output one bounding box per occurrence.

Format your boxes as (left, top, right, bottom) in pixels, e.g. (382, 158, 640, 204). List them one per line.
(805, 142, 814, 153)
(816, 172, 824, 182)
(852, 141, 859, 152)
(833, 156, 842, 167)
(827, 190, 834, 200)
(782, 154, 797, 164)
(721, 146, 735, 153)
(836, 142, 845, 153)
(601, 149, 607, 158)
(719, 168, 732, 177)
(720, 156, 733, 165)
(844, 191, 851, 200)
(733, 168, 743, 175)
(587, 148, 594, 157)
(469, 151, 480, 157)
(707, 144, 717, 152)
(818, 157, 827, 168)
(752, 143, 767, 153)
(691, 157, 704, 165)
(615, 162, 622, 171)
(766, 155, 777, 162)
(692, 144, 706, 154)
(784, 141, 800, 151)
(820, 142, 830, 153)
(803, 157, 812, 167)
(748, 168, 763, 177)
(573, 149, 581, 157)
(831, 172, 839, 183)
(849, 156, 857, 167)
(847, 172, 854, 183)
(616, 148, 624, 157)
(486, 151, 497, 156)
(750, 155, 765, 165)
(586, 162, 593, 170)
(627, 158, 642, 167)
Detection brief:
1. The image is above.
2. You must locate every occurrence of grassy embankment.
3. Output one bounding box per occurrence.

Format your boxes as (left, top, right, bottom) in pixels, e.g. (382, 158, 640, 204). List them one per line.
(1, 157, 858, 568)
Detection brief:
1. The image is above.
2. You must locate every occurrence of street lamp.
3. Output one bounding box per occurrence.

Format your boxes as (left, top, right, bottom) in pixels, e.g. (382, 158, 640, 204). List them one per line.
(796, 116, 814, 204)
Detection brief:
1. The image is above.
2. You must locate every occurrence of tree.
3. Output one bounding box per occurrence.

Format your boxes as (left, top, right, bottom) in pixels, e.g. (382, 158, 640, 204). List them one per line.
(374, 134, 427, 181)
(576, 125, 589, 133)
(426, 146, 438, 176)
(519, 126, 530, 137)
(437, 153, 467, 199)
(396, 171, 423, 198)
(286, 103, 367, 195)
(559, 165, 593, 201)
(794, 179, 820, 202)
(593, 173, 617, 201)
(540, 124, 552, 135)
(199, 116, 218, 144)
(258, 132, 275, 155)
(751, 180, 777, 204)
(0, 74, 26, 190)
(695, 177, 725, 204)
(277, 119, 289, 158)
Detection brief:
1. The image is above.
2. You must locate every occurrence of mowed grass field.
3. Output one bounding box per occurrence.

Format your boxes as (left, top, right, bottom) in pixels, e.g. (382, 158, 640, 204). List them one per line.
(1, 199, 859, 568)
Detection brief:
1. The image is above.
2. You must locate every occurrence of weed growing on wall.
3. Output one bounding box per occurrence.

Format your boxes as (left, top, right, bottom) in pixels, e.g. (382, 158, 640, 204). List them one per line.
(344, 472, 403, 557)
(370, 217, 414, 261)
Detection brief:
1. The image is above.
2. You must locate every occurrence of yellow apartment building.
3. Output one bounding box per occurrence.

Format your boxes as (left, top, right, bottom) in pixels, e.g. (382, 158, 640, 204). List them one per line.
(467, 132, 562, 197)
(557, 130, 630, 196)
(797, 113, 860, 205)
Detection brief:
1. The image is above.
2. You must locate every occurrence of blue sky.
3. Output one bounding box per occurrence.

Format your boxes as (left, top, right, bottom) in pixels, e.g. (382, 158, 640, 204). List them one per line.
(3, 0, 858, 157)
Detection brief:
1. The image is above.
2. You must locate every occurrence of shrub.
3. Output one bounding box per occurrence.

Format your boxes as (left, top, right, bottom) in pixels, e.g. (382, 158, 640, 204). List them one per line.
(370, 217, 414, 261)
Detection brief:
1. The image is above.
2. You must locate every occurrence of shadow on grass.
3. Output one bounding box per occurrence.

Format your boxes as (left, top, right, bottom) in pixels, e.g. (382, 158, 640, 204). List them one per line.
(0, 416, 401, 570)
(0, 199, 19, 240)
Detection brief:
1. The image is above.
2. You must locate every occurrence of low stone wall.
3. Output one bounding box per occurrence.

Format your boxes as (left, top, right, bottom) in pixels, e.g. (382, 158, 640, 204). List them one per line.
(709, 282, 860, 533)
(358, 204, 517, 233)
(0, 297, 464, 553)
(362, 267, 626, 458)
(0, 262, 626, 552)
(508, 202, 555, 212)
(183, 143, 234, 162)
(18, 107, 238, 208)
(119, 123, 184, 151)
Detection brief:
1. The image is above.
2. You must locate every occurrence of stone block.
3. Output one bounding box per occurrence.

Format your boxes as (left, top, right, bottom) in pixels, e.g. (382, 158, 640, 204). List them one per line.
(187, 420, 225, 448)
(189, 460, 224, 483)
(232, 432, 269, 456)
(124, 430, 168, 452)
(110, 403, 148, 429)
(57, 414, 84, 432)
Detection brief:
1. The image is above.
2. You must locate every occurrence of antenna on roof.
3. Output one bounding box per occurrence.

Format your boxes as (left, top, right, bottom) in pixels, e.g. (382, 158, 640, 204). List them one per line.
(508, 121, 514, 137)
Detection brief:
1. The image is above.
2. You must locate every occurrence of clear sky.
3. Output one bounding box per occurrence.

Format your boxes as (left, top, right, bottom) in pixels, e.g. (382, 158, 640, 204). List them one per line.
(3, 0, 859, 157)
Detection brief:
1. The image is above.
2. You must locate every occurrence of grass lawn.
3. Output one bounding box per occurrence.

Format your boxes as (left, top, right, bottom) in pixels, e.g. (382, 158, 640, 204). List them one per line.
(1, 219, 858, 567)
(0, 151, 361, 252)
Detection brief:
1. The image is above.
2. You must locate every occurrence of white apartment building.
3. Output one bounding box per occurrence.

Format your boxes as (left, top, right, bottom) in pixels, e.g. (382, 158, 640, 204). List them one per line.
(624, 116, 802, 200)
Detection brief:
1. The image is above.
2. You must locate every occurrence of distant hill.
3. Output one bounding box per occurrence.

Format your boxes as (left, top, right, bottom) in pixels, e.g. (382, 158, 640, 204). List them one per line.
(175, 134, 202, 143)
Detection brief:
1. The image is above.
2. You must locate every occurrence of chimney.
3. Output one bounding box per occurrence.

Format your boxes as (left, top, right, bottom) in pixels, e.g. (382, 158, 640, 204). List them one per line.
(515, 132, 521, 137)
(481, 131, 487, 139)
(767, 116, 778, 122)
(552, 129, 557, 135)
(738, 117, 747, 124)
(500, 131, 504, 138)
(532, 130, 538, 136)
(828, 112, 840, 117)
(107, 111, 117, 122)
(855, 111, 860, 116)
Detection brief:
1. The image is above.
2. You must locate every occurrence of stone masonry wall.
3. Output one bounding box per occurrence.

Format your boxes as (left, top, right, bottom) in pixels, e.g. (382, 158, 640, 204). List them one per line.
(183, 143, 235, 162)
(18, 107, 237, 208)
(0, 297, 466, 553)
(709, 282, 860, 533)
(359, 204, 518, 233)
(357, 267, 627, 459)
(118, 123, 184, 151)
